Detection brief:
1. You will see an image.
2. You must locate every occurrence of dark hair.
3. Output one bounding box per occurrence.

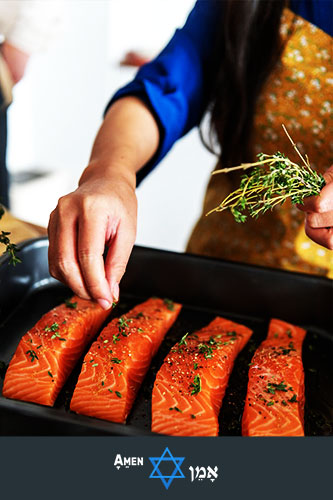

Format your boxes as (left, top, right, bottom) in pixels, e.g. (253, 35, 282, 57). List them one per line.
(202, 0, 286, 167)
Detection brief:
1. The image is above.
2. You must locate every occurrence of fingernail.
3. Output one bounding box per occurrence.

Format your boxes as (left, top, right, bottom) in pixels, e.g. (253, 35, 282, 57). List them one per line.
(97, 298, 112, 310)
(112, 282, 119, 302)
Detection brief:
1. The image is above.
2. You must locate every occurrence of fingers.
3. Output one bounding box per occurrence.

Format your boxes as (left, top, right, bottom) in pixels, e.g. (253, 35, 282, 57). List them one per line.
(77, 199, 113, 308)
(306, 211, 333, 229)
(297, 166, 333, 250)
(105, 218, 136, 302)
(298, 166, 333, 213)
(305, 222, 333, 251)
(48, 197, 91, 300)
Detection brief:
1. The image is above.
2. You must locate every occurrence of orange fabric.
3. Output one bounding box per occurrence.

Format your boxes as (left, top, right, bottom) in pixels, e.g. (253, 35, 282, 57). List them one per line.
(187, 8, 333, 278)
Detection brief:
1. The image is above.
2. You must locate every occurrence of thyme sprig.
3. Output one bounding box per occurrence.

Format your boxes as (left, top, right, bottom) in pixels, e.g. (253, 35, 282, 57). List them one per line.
(207, 126, 325, 222)
(0, 206, 21, 265)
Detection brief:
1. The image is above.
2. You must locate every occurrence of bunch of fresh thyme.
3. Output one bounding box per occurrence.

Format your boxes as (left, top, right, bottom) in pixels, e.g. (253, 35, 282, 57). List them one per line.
(207, 125, 325, 222)
(0, 205, 21, 265)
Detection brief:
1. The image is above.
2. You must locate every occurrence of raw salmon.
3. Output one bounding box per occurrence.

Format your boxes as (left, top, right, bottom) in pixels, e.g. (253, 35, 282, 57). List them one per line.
(2, 297, 110, 406)
(70, 297, 182, 423)
(242, 318, 307, 436)
(152, 317, 253, 436)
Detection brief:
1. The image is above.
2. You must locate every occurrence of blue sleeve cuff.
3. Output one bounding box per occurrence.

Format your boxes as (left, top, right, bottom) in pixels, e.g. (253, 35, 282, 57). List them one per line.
(105, 29, 207, 183)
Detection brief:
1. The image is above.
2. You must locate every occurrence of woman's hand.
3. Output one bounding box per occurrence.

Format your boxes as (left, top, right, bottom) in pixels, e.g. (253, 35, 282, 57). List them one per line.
(298, 166, 333, 250)
(47, 97, 160, 309)
(48, 172, 137, 309)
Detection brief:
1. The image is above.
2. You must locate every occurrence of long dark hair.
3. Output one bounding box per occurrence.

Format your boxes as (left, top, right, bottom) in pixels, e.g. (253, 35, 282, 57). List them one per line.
(202, 0, 286, 167)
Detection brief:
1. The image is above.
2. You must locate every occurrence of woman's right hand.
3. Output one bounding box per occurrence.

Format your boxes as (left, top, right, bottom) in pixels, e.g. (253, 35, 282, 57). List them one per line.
(47, 97, 160, 309)
(48, 170, 137, 310)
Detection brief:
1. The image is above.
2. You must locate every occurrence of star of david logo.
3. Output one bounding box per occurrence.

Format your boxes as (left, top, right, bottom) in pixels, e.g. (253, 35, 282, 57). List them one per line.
(149, 447, 185, 489)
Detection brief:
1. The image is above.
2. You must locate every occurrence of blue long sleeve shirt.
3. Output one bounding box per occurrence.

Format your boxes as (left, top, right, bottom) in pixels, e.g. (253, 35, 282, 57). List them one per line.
(107, 0, 332, 183)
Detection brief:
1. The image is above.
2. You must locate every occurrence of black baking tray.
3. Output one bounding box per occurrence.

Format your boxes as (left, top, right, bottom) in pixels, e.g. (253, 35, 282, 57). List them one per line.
(0, 237, 332, 436)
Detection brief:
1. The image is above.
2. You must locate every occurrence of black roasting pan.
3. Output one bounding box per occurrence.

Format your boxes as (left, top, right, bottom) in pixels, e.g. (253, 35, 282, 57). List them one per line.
(0, 237, 332, 436)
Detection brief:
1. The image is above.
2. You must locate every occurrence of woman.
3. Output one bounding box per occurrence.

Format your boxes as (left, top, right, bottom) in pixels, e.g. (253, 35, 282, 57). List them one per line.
(48, 0, 333, 309)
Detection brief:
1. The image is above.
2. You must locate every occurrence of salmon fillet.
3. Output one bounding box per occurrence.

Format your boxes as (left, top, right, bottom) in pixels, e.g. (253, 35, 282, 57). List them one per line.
(2, 297, 110, 406)
(152, 317, 253, 436)
(70, 297, 182, 423)
(242, 318, 307, 437)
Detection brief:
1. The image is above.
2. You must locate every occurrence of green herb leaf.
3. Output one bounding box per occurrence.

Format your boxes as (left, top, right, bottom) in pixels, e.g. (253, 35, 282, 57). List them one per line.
(26, 350, 38, 362)
(190, 374, 201, 395)
(169, 406, 182, 412)
(179, 332, 189, 347)
(111, 358, 122, 364)
(44, 322, 59, 333)
(65, 299, 77, 309)
(163, 298, 174, 311)
(198, 343, 214, 359)
(115, 391, 122, 398)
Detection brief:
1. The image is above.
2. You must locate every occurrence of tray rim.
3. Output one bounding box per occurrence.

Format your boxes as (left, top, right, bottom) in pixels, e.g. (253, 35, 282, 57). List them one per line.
(1, 236, 332, 288)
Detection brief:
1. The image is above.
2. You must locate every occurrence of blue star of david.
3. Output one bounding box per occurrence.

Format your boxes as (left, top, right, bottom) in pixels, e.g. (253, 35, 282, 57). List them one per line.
(149, 447, 185, 489)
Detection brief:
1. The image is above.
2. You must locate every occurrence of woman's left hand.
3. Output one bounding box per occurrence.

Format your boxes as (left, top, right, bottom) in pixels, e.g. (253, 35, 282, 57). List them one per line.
(297, 165, 333, 250)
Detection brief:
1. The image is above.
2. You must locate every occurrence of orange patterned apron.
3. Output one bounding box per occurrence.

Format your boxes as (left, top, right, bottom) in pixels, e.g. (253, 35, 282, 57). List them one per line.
(187, 8, 333, 278)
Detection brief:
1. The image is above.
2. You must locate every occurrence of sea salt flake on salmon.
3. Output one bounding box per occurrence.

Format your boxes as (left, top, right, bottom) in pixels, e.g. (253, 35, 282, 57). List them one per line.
(152, 317, 253, 436)
(242, 318, 307, 437)
(70, 297, 182, 423)
(2, 297, 110, 406)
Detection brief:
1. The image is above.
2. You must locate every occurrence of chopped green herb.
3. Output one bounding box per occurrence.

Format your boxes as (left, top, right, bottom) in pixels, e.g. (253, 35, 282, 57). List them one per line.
(191, 414, 196, 419)
(65, 299, 77, 309)
(113, 334, 120, 344)
(281, 400, 287, 406)
(51, 332, 66, 341)
(44, 322, 59, 333)
(179, 332, 189, 347)
(198, 343, 214, 359)
(190, 374, 201, 395)
(280, 342, 296, 355)
(101, 381, 105, 386)
(112, 302, 117, 308)
(169, 406, 182, 412)
(118, 372, 123, 377)
(89, 359, 95, 363)
(135, 312, 144, 319)
(163, 298, 174, 311)
(193, 362, 198, 370)
(266, 381, 288, 395)
(209, 336, 221, 346)
(137, 328, 144, 333)
(267, 401, 274, 407)
(287, 330, 292, 338)
(37, 345, 42, 349)
(111, 358, 122, 364)
(108, 389, 113, 393)
(226, 331, 237, 338)
(288, 394, 297, 403)
(26, 350, 38, 362)
(115, 391, 122, 398)
(103, 339, 109, 344)
(92, 363, 98, 367)
(48, 371, 53, 378)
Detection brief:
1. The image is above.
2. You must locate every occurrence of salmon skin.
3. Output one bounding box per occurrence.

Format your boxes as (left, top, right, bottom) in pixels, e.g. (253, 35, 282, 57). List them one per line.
(70, 297, 182, 423)
(242, 318, 307, 437)
(2, 297, 110, 406)
(152, 317, 253, 436)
